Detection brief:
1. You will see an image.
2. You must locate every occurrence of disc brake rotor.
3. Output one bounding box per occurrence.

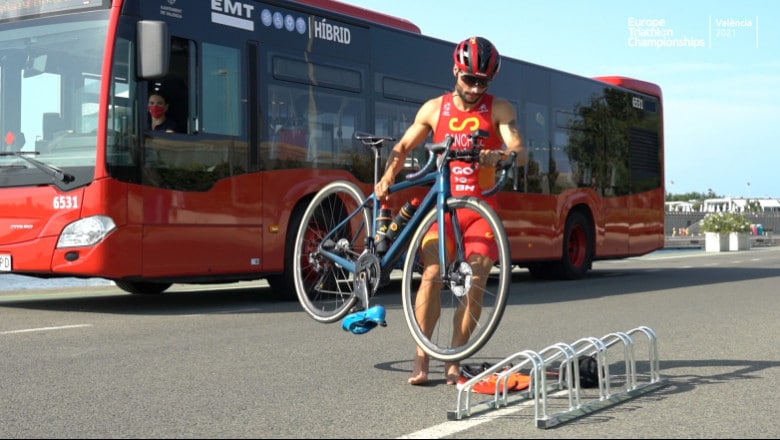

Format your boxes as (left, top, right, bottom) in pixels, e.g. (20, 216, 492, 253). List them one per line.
(449, 260, 473, 297)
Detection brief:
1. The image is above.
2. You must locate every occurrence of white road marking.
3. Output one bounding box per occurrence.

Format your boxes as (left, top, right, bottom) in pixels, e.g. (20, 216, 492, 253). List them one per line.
(398, 390, 568, 439)
(0, 324, 93, 335)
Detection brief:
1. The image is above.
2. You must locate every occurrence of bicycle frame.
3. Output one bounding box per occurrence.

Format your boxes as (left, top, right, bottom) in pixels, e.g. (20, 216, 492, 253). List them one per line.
(315, 155, 459, 284)
(295, 131, 515, 355)
(319, 162, 444, 273)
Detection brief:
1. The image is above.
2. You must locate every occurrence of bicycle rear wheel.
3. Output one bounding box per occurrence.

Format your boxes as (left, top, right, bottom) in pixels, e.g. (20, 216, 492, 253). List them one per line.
(401, 196, 511, 362)
(293, 181, 370, 323)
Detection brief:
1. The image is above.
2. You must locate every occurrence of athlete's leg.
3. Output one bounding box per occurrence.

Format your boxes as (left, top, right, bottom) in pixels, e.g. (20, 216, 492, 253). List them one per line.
(448, 213, 498, 379)
(402, 198, 509, 364)
(450, 252, 493, 346)
(408, 238, 443, 385)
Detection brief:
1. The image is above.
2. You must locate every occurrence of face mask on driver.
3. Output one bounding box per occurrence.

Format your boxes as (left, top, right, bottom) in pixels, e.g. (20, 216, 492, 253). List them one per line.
(148, 104, 166, 119)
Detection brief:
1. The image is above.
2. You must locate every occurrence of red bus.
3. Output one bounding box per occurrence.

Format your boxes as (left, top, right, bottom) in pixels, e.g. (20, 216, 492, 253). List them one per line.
(0, 0, 663, 297)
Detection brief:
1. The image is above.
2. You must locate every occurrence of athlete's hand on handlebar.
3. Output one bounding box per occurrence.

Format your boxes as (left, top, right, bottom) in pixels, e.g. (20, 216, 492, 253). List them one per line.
(479, 150, 504, 167)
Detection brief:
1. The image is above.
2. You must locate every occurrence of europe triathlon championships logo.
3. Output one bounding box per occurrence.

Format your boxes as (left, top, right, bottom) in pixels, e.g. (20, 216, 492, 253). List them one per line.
(627, 16, 759, 49)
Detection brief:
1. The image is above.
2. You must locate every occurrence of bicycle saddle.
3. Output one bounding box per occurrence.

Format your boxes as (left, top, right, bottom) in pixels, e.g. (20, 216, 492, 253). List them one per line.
(341, 305, 387, 335)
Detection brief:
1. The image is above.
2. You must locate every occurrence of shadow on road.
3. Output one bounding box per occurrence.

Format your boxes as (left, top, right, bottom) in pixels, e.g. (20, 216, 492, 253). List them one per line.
(3, 260, 778, 316)
(0, 284, 304, 316)
(504, 265, 780, 306)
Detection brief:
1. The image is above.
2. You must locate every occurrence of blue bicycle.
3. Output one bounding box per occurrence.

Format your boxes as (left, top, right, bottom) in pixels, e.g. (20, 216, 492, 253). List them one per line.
(292, 130, 515, 362)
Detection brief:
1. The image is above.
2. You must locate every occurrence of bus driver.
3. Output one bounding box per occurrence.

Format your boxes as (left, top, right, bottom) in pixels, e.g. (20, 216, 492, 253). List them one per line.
(148, 91, 180, 133)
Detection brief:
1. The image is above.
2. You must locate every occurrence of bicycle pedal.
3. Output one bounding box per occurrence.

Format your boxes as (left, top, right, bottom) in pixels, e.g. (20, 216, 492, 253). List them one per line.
(341, 305, 387, 334)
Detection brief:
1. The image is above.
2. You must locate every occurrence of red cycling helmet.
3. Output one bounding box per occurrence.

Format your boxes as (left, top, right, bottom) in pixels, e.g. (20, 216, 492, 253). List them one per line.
(453, 36, 501, 80)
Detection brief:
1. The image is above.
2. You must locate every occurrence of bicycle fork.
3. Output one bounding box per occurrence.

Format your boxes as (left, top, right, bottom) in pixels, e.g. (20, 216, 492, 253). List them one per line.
(432, 168, 473, 297)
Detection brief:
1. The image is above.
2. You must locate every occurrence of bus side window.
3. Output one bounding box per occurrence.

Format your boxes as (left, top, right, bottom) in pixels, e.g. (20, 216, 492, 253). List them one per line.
(150, 36, 191, 134)
(277, 125, 308, 150)
(267, 86, 309, 162)
(277, 92, 308, 149)
(202, 42, 240, 136)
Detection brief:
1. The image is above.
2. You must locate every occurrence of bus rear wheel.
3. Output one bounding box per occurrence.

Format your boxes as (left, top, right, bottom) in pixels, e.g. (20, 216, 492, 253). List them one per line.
(115, 280, 172, 295)
(526, 211, 593, 280)
(556, 210, 593, 279)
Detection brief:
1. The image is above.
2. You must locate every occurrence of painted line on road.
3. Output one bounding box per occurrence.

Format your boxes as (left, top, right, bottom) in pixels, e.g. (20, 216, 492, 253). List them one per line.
(398, 390, 568, 439)
(0, 324, 93, 335)
(0, 289, 115, 302)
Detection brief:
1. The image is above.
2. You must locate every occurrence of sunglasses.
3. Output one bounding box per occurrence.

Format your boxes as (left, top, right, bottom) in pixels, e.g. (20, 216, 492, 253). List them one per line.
(459, 72, 490, 88)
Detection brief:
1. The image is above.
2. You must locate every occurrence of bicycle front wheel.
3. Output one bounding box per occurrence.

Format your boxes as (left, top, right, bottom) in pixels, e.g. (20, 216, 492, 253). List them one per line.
(293, 181, 370, 323)
(401, 197, 511, 362)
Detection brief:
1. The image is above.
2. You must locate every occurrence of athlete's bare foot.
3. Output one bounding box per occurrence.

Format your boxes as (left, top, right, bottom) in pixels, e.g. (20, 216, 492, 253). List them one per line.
(445, 362, 460, 385)
(408, 354, 429, 385)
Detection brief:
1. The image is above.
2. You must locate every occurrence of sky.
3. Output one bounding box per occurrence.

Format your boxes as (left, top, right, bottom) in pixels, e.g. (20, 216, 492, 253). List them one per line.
(346, 0, 779, 199)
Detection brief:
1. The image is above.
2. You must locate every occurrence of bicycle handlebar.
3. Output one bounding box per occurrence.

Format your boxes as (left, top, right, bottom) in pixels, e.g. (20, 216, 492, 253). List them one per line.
(404, 135, 455, 181)
(405, 131, 517, 197)
(354, 129, 515, 197)
(483, 151, 517, 197)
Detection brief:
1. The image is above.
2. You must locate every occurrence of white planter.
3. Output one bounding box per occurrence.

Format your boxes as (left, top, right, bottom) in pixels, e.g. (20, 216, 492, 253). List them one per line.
(704, 232, 728, 252)
(728, 233, 751, 251)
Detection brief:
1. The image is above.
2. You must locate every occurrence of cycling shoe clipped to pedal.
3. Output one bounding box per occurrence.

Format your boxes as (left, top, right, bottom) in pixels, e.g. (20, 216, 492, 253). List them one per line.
(341, 305, 387, 335)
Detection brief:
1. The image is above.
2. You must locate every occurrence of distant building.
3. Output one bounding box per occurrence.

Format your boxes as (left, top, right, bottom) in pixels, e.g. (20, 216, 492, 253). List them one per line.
(666, 197, 780, 213)
(666, 201, 695, 212)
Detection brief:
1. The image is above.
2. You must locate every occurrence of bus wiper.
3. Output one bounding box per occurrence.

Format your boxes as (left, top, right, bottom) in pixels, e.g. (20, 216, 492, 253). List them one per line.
(0, 151, 75, 183)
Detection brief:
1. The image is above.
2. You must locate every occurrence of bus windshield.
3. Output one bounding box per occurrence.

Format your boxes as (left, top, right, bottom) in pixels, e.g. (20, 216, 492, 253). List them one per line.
(0, 12, 109, 187)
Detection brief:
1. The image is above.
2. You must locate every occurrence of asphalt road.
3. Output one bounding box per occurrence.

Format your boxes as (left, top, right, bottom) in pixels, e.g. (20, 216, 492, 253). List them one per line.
(1, 247, 778, 438)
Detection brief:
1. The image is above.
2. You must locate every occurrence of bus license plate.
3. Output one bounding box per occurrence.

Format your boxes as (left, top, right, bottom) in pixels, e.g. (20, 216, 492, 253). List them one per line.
(0, 254, 11, 271)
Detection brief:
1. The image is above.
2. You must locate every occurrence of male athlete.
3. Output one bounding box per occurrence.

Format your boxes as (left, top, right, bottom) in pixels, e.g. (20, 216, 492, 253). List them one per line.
(374, 36, 527, 385)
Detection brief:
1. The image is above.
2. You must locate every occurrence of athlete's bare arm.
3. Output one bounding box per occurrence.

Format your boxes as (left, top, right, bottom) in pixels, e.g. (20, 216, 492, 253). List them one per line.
(375, 97, 441, 200)
(493, 98, 527, 167)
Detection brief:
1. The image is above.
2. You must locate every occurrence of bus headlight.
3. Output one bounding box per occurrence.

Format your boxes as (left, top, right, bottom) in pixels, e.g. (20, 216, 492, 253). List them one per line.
(57, 215, 117, 248)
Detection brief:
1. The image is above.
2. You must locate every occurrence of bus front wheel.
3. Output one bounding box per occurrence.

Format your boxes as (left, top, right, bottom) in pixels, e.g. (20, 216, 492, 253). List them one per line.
(115, 280, 172, 295)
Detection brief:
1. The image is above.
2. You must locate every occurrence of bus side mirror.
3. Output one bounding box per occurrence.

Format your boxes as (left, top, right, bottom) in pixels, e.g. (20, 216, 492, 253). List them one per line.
(137, 20, 170, 79)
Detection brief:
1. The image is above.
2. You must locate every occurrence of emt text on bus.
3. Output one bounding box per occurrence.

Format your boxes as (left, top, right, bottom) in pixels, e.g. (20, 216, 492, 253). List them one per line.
(0, 0, 663, 296)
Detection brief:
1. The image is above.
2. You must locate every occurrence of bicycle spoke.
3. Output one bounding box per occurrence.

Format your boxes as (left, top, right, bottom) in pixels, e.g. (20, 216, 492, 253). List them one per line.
(401, 198, 510, 362)
(293, 181, 369, 323)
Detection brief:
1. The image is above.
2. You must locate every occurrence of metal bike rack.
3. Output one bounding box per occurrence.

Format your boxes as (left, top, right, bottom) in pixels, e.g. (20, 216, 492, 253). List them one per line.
(447, 325, 667, 428)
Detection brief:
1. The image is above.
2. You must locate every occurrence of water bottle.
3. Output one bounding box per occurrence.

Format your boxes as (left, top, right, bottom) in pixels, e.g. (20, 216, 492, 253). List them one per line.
(384, 198, 421, 243)
(374, 204, 392, 254)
